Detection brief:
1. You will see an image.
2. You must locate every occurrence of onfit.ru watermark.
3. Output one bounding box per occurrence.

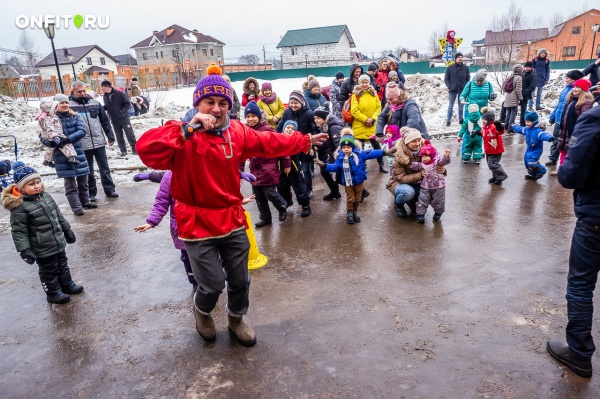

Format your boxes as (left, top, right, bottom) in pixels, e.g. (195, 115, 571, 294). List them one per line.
(15, 15, 109, 29)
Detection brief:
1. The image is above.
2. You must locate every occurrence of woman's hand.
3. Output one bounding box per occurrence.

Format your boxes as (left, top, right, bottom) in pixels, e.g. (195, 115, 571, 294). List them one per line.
(133, 224, 152, 233)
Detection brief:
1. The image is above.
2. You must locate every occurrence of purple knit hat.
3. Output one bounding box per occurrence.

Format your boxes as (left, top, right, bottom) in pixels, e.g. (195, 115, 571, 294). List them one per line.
(192, 66, 233, 109)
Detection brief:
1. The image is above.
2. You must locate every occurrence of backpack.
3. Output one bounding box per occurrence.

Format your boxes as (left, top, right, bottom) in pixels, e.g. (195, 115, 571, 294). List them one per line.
(342, 95, 359, 124)
(502, 76, 514, 94)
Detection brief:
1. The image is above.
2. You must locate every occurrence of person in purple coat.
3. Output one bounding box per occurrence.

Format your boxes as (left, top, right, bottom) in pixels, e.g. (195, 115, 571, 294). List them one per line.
(133, 171, 197, 289)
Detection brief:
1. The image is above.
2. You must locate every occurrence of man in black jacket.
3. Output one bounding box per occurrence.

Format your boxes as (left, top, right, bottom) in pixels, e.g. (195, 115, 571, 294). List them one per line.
(338, 64, 364, 104)
(70, 81, 118, 200)
(548, 103, 600, 378)
(100, 80, 137, 156)
(444, 53, 470, 126)
(520, 62, 537, 126)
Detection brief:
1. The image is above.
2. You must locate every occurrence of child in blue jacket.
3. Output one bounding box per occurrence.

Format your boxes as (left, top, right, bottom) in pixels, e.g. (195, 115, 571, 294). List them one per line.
(512, 111, 555, 179)
(314, 128, 396, 224)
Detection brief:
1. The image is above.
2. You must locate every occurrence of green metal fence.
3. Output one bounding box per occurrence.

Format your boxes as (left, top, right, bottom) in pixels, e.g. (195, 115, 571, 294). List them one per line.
(227, 59, 595, 82)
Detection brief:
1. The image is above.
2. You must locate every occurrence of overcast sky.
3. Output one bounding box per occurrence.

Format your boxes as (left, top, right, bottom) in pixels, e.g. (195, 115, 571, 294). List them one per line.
(1, 0, 595, 64)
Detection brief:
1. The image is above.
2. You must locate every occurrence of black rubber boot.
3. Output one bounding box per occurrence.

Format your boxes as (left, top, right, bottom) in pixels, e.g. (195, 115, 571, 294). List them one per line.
(353, 210, 361, 223)
(57, 254, 84, 294)
(42, 277, 70, 304)
(301, 205, 311, 217)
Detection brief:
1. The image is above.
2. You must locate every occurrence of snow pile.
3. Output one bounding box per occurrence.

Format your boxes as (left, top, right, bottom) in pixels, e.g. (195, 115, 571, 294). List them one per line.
(0, 95, 39, 130)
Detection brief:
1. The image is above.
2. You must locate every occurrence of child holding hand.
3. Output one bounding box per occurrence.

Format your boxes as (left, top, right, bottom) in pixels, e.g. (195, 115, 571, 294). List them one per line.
(409, 140, 451, 223)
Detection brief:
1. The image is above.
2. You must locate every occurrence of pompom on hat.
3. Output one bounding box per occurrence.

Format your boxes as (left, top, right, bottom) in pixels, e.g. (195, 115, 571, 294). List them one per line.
(14, 165, 41, 191)
(192, 65, 233, 109)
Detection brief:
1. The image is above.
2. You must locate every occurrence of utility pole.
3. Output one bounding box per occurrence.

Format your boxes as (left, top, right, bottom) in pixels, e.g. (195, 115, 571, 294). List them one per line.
(263, 46, 266, 70)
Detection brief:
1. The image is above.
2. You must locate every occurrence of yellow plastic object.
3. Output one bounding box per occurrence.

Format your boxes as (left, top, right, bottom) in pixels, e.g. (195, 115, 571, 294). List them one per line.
(245, 211, 268, 270)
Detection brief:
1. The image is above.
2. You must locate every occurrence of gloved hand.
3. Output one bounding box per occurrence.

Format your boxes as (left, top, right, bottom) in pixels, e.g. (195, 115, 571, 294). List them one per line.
(58, 136, 71, 148)
(384, 147, 397, 156)
(53, 136, 62, 145)
(457, 137, 462, 143)
(489, 93, 497, 101)
(494, 121, 505, 132)
(240, 172, 256, 182)
(548, 137, 555, 143)
(64, 229, 76, 244)
(133, 173, 150, 182)
(549, 118, 555, 125)
(20, 248, 37, 264)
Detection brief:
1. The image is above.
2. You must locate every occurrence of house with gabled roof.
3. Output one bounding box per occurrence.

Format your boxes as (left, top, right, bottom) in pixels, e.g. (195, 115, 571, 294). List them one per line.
(35, 45, 119, 80)
(114, 54, 138, 76)
(484, 28, 549, 64)
(276, 25, 355, 69)
(131, 24, 224, 79)
(531, 9, 600, 61)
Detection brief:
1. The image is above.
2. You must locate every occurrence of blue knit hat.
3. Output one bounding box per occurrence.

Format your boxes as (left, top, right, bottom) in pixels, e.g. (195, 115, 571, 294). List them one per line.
(14, 165, 41, 190)
(192, 66, 233, 109)
(244, 101, 262, 118)
(525, 111, 539, 125)
(282, 120, 298, 131)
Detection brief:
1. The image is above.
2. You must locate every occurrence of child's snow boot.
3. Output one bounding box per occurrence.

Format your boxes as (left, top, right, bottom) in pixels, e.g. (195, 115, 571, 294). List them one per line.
(433, 213, 442, 221)
(57, 258, 84, 294)
(488, 177, 496, 183)
(228, 313, 256, 346)
(395, 204, 408, 218)
(42, 277, 70, 304)
(353, 210, 361, 223)
(346, 211, 355, 224)
(301, 205, 311, 217)
(417, 215, 425, 224)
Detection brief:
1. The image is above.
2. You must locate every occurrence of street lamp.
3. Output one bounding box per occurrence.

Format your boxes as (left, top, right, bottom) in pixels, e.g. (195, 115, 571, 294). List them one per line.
(591, 24, 600, 61)
(42, 23, 64, 93)
(67, 54, 76, 80)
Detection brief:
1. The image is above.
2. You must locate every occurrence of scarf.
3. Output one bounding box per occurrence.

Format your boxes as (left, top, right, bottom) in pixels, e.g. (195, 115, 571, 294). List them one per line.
(565, 98, 578, 138)
(259, 92, 277, 104)
(388, 102, 405, 113)
(343, 155, 353, 186)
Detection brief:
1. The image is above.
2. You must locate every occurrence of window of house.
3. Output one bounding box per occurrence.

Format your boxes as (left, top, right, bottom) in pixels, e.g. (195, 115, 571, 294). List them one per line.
(291, 48, 298, 56)
(191, 49, 195, 56)
(145, 68, 149, 73)
(210, 49, 214, 56)
(172, 49, 177, 57)
(562, 46, 576, 57)
(156, 52, 159, 59)
(121, 67, 125, 73)
(85, 57, 92, 65)
(142, 53, 147, 61)
(202, 49, 207, 56)
(160, 51, 164, 58)
(100, 57, 106, 65)
(572, 26, 581, 34)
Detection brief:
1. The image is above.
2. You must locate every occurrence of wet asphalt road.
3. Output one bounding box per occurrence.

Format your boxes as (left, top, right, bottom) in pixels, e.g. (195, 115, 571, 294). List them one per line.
(1, 134, 599, 398)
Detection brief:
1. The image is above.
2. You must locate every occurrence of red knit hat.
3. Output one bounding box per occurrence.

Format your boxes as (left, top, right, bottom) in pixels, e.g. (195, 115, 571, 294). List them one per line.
(572, 78, 591, 92)
(419, 140, 437, 164)
(192, 65, 233, 109)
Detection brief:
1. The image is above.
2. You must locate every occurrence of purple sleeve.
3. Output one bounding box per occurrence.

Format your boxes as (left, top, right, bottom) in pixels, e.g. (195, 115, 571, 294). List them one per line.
(146, 172, 172, 227)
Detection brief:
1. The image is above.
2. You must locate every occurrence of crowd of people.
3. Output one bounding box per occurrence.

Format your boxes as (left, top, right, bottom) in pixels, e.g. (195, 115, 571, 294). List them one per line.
(2, 55, 600, 376)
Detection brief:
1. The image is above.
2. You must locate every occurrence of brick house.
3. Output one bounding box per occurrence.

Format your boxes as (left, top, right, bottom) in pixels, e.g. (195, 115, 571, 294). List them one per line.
(277, 25, 355, 69)
(531, 9, 600, 61)
(484, 28, 549, 65)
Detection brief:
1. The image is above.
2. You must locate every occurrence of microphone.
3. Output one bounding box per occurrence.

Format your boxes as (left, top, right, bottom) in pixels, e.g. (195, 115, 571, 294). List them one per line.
(183, 116, 217, 136)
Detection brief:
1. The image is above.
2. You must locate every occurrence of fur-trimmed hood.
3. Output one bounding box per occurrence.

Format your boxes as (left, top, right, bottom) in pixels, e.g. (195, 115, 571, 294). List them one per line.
(352, 84, 377, 98)
(243, 77, 260, 96)
(2, 183, 47, 211)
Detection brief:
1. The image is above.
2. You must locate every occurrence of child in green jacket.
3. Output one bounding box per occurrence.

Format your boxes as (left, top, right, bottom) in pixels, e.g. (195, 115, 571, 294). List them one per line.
(2, 165, 83, 304)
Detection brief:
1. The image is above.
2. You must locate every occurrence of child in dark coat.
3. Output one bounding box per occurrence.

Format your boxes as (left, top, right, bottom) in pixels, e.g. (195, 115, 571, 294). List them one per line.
(2, 165, 82, 304)
(241, 102, 291, 227)
(315, 128, 395, 224)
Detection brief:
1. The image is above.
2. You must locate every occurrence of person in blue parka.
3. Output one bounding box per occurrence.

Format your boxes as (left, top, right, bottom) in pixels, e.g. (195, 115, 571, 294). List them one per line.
(512, 111, 554, 179)
(39, 94, 92, 215)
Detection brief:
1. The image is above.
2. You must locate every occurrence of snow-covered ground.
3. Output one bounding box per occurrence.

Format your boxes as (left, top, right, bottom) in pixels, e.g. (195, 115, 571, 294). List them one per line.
(0, 68, 576, 230)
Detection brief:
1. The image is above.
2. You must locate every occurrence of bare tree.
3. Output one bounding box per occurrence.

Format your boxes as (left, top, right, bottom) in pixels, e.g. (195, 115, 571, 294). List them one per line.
(429, 22, 449, 58)
(380, 46, 408, 60)
(18, 31, 37, 75)
(487, 1, 529, 86)
(3, 55, 24, 72)
(170, 45, 194, 85)
(239, 54, 259, 66)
